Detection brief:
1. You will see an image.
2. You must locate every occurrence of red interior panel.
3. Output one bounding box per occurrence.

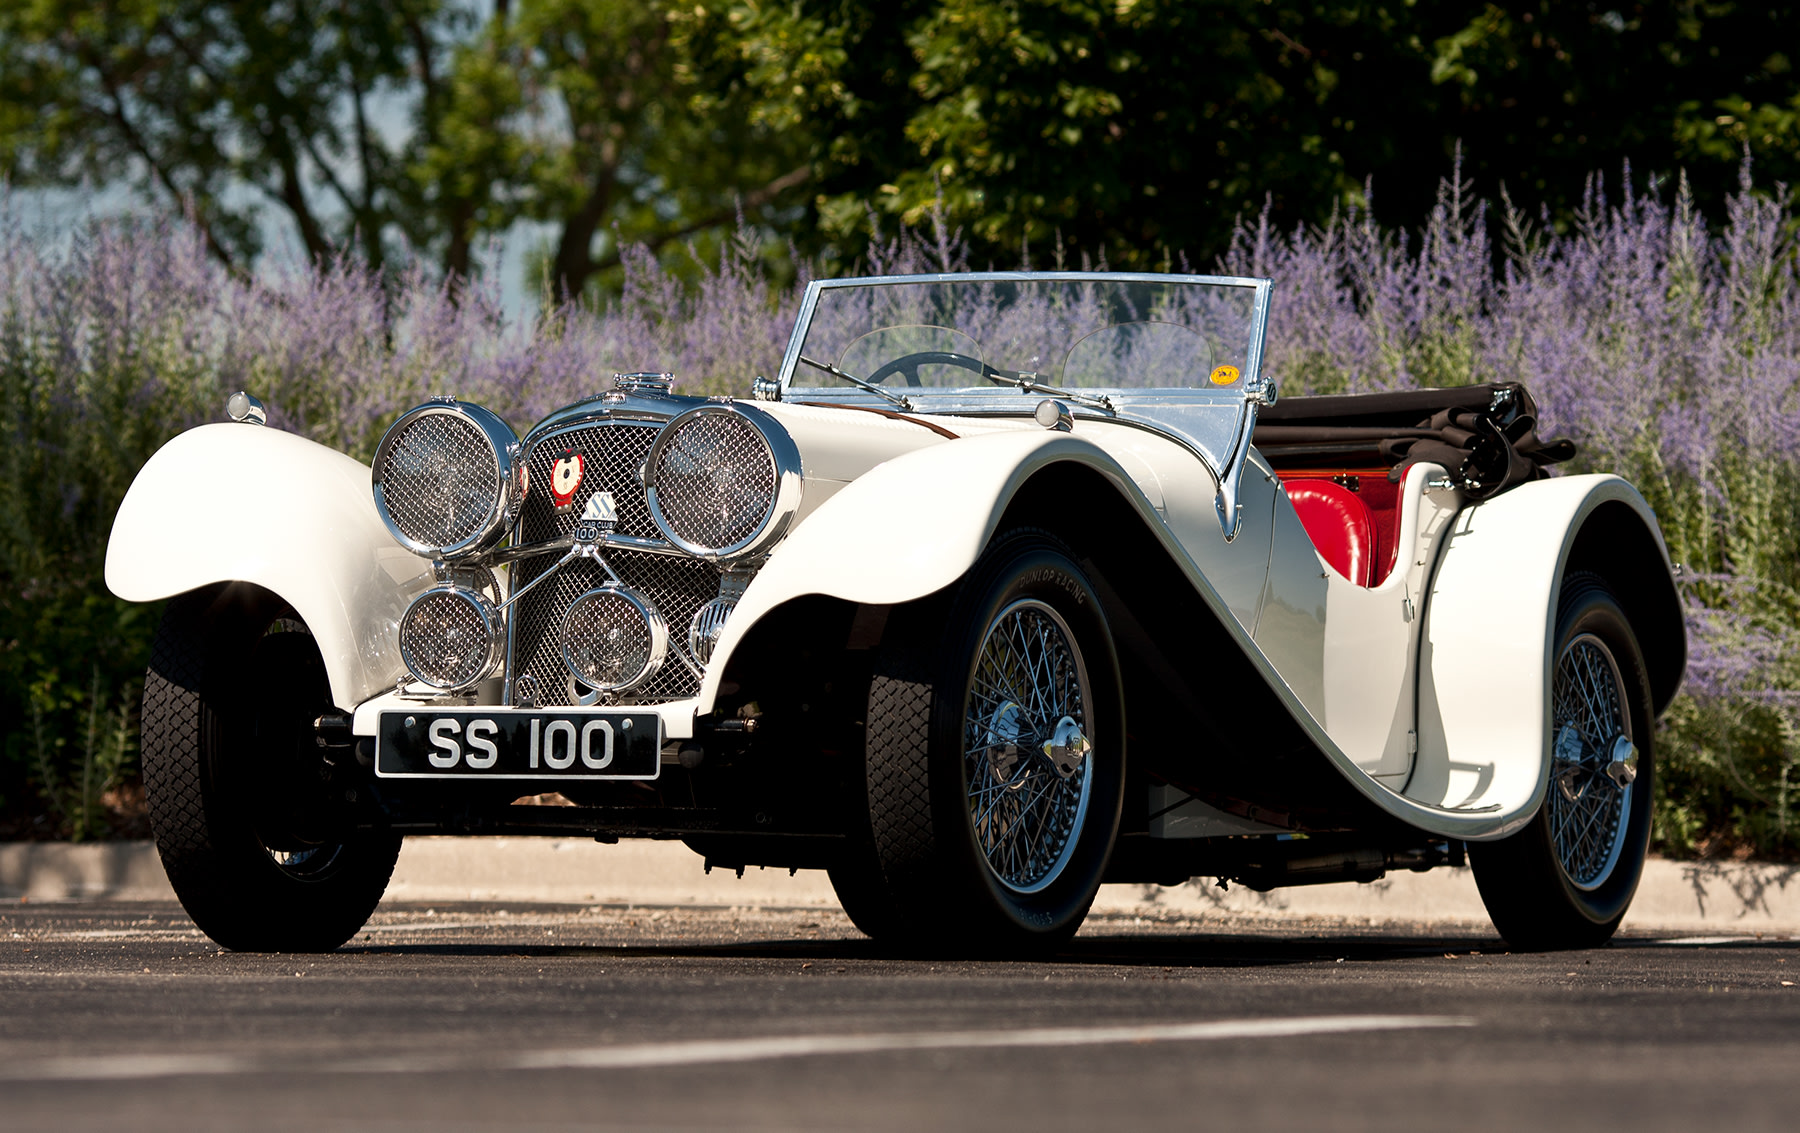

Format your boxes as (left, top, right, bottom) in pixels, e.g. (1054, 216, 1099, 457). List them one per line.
(1283, 478, 1378, 587)
(1275, 468, 1403, 586)
(1354, 476, 1401, 585)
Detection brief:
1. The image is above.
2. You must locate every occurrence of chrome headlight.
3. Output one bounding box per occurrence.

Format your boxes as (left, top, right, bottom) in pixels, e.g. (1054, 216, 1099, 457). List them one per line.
(372, 400, 522, 559)
(399, 584, 503, 691)
(562, 586, 669, 694)
(646, 403, 802, 561)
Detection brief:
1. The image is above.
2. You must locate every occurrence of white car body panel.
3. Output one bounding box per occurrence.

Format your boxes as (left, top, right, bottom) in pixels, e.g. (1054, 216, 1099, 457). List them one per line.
(105, 424, 433, 708)
(699, 420, 1282, 708)
(695, 399, 1597, 840)
(1404, 473, 1670, 828)
(1316, 465, 1463, 783)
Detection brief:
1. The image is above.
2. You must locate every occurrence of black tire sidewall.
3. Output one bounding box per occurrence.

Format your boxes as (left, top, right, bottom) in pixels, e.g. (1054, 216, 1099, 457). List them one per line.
(145, 587, 399, 952)
(929, 534, 1125, 942)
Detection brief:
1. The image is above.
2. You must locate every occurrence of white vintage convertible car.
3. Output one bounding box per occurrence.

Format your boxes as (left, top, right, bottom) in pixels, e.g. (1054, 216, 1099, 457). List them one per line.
(106, 272, 1685, 953)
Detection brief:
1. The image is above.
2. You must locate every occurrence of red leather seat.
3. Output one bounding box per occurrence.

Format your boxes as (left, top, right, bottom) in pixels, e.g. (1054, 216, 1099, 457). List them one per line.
(1285, 479, 1377, 587)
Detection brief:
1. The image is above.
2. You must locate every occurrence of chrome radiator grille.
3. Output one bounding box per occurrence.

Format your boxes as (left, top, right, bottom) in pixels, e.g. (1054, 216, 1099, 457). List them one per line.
(508, 420, 716, 705)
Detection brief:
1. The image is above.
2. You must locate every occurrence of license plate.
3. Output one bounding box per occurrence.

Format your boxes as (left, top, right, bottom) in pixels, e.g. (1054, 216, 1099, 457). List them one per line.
(375, 709, 661, 780)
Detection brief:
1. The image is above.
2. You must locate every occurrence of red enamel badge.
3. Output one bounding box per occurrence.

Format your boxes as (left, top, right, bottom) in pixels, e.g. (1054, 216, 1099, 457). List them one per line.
(550, 451, 585, 511)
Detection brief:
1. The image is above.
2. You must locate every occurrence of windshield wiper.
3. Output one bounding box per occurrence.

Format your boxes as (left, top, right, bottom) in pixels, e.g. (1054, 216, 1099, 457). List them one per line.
(982, 370, 1115, 413)
(797, 355, 913, 411)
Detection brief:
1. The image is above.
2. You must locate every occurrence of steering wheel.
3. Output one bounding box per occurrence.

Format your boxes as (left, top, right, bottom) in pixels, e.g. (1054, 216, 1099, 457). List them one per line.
(864, 351, 992, 388)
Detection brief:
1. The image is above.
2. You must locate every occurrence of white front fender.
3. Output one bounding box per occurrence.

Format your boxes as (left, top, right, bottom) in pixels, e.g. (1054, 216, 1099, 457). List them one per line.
(106, 424, 432, 708)
(697, 429, 1144, 707)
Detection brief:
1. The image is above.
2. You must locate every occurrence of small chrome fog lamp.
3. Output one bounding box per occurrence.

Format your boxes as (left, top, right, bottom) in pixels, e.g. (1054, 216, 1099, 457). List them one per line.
(562, 587, 669, 694)
(399, 585, 504, 691)
(687, 570, 753, 665)
(688, 599, 734, 665)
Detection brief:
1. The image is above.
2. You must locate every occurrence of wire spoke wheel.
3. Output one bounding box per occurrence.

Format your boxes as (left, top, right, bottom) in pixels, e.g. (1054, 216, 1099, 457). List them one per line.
(1547, 633, 1633, 890)
(1469, 573, 1654, 950)
(962, 599, 1093, 894)
(843, 530, 1123, 950)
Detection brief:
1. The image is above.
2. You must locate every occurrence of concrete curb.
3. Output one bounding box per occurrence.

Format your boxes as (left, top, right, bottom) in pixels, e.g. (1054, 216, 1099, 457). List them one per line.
(6, 838, 1800, 933)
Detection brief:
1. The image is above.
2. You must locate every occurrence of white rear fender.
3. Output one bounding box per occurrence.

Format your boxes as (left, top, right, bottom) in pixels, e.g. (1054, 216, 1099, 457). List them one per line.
(106, 424, 432, 708)
(1406, 473, 1684, 835)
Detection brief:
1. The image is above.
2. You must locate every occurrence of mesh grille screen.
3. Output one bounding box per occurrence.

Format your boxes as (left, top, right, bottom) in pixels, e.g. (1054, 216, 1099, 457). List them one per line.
(564, 591, 658, 689)
(652, 414, 776, 550)
(511, 422, 716, 704)
(401, 591, 494, 688)
(380, 414, 499, 549)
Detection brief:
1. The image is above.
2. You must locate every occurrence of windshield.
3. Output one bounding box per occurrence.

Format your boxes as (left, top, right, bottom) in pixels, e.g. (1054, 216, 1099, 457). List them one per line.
(784, 274, 1263, 393)
(777, 272, 1273, 541)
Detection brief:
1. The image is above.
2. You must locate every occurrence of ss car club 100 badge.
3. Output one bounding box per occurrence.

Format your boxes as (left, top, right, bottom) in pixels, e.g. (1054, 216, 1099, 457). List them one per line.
(376, 709, 661, 779)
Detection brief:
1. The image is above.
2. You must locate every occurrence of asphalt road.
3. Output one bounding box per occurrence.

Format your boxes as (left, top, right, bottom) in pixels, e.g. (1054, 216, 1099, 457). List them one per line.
(3, 902, 1798, 1132)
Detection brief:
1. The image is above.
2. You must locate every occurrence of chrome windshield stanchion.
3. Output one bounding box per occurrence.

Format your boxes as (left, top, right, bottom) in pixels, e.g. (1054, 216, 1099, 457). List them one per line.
(1212, 373, 1276, 542)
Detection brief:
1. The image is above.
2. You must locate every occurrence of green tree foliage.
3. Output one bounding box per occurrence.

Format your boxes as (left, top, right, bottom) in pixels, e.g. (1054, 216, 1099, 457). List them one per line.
(1418, 2, 1800, 229)
(3, 2, 1797, 291)
(479, 0, 812, 297)
(0, 1, 811, 296)
(0, 0, 447, 272)
(719, 0, 1800, 270)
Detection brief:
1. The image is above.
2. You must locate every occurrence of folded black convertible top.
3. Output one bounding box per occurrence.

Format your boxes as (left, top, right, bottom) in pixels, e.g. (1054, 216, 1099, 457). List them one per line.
(1252, 382, 1576, 500)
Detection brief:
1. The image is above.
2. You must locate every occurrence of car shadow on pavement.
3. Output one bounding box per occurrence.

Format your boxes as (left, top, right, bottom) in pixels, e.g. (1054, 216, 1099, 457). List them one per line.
(332, 930, 1524, 969)
(332, 923, 1800, 969)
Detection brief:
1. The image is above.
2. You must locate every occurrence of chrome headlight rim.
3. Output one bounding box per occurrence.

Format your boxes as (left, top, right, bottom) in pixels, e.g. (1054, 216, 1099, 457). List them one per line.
(645, 403, 804, 563)
(398, 583, 505, 692)
(372, 400, 523, 560)
(561, 585, 671, 695)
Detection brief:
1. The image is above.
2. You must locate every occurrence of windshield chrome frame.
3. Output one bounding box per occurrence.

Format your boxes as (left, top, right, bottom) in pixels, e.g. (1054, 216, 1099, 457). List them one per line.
(777, 271, 1274, 540)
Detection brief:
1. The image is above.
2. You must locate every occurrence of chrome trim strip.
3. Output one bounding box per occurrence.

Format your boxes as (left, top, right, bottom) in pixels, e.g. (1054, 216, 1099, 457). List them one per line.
(1213, 279, 1275, 539)
(776, 283, 827, 399)
(516, 393, 692, 453)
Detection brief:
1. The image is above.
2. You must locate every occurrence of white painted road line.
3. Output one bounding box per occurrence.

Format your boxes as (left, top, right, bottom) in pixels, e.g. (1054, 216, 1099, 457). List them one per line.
(1640, 935, 1789, 947)
(5, 1015, 1473, 1082)
(28, 918, 564, 941)
(503, 1015, 1477, 1072)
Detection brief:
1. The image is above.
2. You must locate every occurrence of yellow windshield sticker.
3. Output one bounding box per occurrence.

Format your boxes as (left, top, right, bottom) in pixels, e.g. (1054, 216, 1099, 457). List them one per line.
(1210, 364, 1241, 386)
